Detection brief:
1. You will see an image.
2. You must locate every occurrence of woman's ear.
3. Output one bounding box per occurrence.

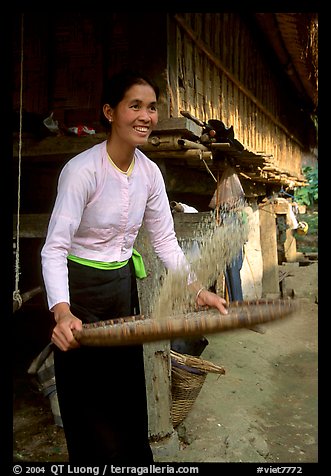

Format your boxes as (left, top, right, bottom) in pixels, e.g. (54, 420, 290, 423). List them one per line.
(103, 104, 113, 123)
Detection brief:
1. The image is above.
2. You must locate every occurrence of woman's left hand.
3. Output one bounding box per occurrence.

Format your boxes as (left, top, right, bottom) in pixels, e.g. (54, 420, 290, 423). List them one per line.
(196, 288, 228, 315)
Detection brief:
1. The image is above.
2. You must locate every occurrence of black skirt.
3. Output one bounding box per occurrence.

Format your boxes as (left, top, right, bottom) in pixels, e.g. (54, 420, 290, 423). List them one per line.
(53, 259, 154, 463)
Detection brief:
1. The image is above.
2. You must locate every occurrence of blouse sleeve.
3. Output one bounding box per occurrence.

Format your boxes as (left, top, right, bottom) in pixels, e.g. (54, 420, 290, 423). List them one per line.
(142, 165, 193, 279)
(41, 161, 93, 310)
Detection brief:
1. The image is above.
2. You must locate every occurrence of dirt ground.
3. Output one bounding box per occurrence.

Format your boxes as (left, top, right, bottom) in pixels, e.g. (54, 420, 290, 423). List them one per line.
(12, 260, 318, 465)
(165, 260, 318, 464)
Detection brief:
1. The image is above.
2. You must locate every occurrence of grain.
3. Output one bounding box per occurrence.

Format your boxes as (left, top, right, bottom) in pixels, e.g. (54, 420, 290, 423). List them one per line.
(150, 207, 249, 320)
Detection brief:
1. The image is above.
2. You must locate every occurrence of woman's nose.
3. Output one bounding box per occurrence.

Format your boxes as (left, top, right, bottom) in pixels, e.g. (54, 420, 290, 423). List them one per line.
(138, 108, 151, 121)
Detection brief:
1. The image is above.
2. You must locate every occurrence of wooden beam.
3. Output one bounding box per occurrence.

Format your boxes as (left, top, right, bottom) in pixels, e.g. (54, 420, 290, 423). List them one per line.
(145, 149, 212, 163)
(153, 117, 202, 137)
(13, 133, 107, 158)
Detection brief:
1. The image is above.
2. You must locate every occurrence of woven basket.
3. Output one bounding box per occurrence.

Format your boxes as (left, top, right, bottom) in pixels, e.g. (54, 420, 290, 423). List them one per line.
(74, 299, 297, 347)
(170, 350, 225, 427)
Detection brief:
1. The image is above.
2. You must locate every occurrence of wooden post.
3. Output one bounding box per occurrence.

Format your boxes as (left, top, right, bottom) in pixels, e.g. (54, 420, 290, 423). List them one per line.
(240, 203, 263, 300)
(135, 227, 180, 459)
(273, 200, 298, 263)
(135, 212, 215, 459)
(259, 200, 280, 297)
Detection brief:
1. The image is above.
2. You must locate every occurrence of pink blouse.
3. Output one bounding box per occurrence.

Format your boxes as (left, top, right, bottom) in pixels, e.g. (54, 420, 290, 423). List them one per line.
(41, 140, 191, 310)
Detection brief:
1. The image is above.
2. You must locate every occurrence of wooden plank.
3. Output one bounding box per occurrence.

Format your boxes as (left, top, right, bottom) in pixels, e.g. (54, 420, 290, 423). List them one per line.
(13, 119, 202, 161)
(12, 211, 215, 242)
(154, 117, 202, 137)
(13, 134, 107, 158)
(273, 201, 291, 214)
(144, 149, 212, 162)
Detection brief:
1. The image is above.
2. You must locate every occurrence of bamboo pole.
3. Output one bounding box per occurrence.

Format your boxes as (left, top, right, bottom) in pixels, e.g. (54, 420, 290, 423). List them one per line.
(145, 149, 212, 161)
(13, 285, 43, 313)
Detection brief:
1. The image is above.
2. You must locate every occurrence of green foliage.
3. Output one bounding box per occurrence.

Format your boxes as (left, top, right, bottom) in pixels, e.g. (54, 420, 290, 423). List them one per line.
(295, 210, 318, 253)
(294, 166, 318, 206)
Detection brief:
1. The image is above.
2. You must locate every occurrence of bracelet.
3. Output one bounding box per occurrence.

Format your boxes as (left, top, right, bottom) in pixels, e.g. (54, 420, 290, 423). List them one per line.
(196, 286, 206, 301)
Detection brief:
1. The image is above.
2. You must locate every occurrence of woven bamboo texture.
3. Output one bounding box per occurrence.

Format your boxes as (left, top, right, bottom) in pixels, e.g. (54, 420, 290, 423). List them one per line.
(73, 299, 298, 347)
(170, 350, 225, 427)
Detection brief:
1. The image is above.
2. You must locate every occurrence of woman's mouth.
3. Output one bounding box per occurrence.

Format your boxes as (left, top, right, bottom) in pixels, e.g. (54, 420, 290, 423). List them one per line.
(133, 126, 150, 134)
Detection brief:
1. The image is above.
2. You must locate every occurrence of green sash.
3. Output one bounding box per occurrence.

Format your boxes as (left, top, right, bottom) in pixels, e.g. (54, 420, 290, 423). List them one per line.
(67, 248, 147, 279)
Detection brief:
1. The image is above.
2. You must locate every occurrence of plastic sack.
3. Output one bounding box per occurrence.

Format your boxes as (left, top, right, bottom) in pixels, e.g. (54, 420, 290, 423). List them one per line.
(67, 125, 95, 136)
(43, 112, 60, 134)
(170, 201, 198, 213)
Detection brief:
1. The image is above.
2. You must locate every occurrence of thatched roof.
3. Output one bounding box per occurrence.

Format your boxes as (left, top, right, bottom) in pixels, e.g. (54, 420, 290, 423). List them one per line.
(254, 13, 318, 113)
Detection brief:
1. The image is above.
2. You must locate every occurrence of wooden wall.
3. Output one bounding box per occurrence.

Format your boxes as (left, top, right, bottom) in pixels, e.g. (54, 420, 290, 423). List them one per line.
(12, 13, 168, 131)
(167, 13, 313, 180)
(12, 11, 315, 212)
(12, 12, 168, 215)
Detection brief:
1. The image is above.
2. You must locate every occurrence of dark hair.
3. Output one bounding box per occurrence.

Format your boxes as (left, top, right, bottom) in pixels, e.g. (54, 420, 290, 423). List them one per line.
(100, 69, 160, 129)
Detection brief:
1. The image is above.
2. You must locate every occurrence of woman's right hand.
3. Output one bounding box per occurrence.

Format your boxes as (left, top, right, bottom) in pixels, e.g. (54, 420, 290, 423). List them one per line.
(52, 303, 83, 351)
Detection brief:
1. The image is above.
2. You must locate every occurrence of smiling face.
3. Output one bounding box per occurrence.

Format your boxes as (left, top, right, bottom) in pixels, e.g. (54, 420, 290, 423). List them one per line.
(104, 83, 158, 148)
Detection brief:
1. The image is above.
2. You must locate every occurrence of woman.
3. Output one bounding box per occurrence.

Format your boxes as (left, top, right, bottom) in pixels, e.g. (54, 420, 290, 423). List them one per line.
(41, 69, 228, 463)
